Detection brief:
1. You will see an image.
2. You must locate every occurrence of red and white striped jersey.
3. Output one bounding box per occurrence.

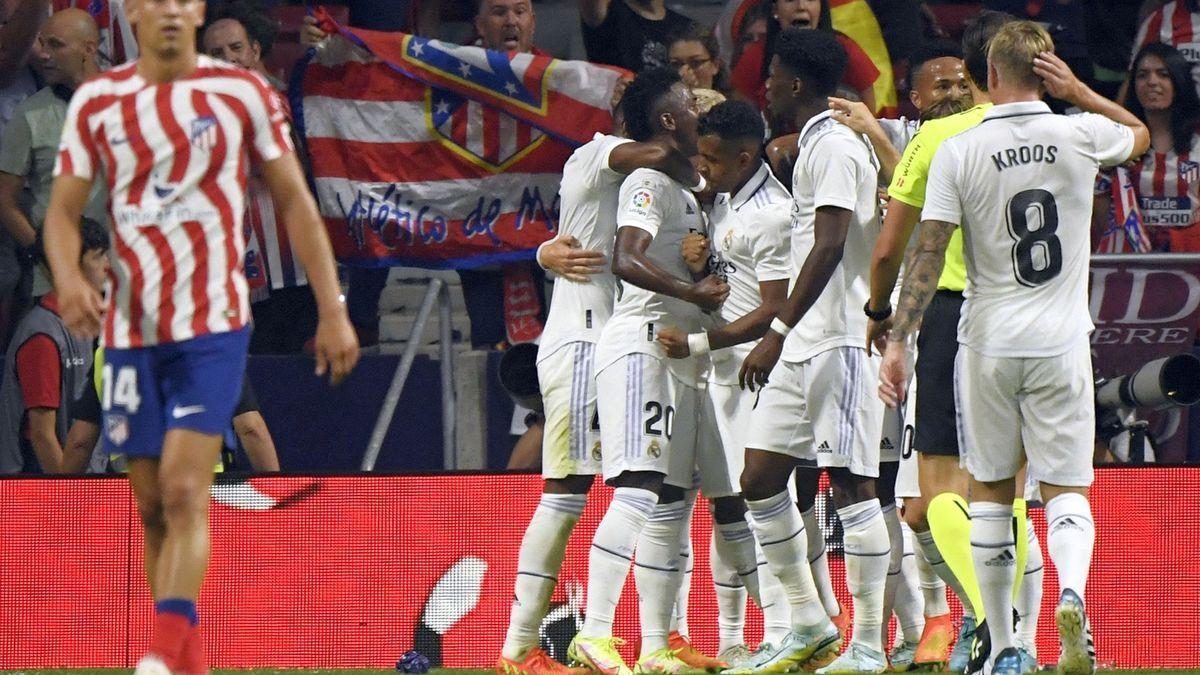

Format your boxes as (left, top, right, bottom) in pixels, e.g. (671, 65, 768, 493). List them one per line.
(1130, 135, 1200, 251)
(1133, 1, 1200, 65)
(55, 55, 294, 348)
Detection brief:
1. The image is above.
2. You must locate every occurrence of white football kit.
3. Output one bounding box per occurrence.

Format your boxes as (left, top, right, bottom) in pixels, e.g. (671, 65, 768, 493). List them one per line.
(594, 168, 707, 487)
(744, 110, 886, 478)
(921, 101, 1134, 485)
(695, 162, 792, 498)
(537, 133, 632, 479)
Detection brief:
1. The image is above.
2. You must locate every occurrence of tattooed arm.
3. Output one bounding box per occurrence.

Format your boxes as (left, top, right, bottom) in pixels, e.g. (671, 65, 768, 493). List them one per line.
(877, 218, 956, 407)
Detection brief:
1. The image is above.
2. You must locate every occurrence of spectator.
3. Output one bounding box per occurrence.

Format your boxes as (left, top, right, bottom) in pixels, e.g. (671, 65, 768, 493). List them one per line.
(580, 0, 698, 72)
(473, 0, 540, 55)
(202, 2, 284, 89)
(730, 0, 879, 122)
(1133, 0, 1200, 67)
(0, 8, 106, 302)
(668, 25, 733, 97)
(51, 0, 137, 66)
(0, 218, 106, 474)
(1095, 42, 1200, 252)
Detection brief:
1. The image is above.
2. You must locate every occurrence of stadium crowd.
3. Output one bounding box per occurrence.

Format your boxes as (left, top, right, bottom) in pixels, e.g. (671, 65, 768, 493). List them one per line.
(0, 0, 1195, 477)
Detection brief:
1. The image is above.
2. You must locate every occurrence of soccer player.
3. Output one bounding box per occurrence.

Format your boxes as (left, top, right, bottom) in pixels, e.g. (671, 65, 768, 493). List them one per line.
(496, 80, 705, 675)
(43, 1, 360, 673)
(568, 67, 729, 675)
(655, 99, 792, 665)
(734, 28, 887, 674)
(878, 21, 1147, 675)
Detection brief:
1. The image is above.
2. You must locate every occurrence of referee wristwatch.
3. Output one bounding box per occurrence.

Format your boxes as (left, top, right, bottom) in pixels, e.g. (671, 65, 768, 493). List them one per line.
(863, 301, 892, 321)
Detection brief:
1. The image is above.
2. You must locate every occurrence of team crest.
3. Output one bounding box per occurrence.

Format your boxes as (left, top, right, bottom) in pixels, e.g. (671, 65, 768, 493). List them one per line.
(105, 414, 129, 447)
(190, 116, 218, 151)
(428, 89, 545, 171)
(722, 228, 734, 251)
(592, 441, 602, 461)
(647, 439, 661, 458)
(1180, 160, 1199, 183)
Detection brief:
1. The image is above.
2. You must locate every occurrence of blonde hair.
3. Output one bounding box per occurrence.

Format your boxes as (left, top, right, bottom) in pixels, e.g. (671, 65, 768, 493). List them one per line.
(693, 88, 727, 114)
(987, 20, 1055, 90)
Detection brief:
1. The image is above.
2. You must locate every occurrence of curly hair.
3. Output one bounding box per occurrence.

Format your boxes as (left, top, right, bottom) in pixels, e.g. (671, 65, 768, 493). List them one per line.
(698, 100, 764, 145)
(774, 28, 846, 99)
(620, 67, 684, 142)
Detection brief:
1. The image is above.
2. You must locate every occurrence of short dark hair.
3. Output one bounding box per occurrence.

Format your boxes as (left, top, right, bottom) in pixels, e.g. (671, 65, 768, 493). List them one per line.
(908, 40, 962, 85)
(774, 28, 846, 99)
(207, 0, 278, 58)
(962, 10, 1013, 92)
(30, 217, 109, 266)
(698, 100, 765, 146)
(621, 67, 683, 142)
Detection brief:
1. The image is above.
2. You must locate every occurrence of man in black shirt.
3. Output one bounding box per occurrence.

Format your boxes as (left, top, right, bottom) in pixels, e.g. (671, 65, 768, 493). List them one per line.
(581, 0, 697, 72)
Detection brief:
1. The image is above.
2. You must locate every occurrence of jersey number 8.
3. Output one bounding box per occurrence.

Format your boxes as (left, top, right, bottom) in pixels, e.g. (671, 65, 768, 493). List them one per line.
(1006, 189, 1063, 287)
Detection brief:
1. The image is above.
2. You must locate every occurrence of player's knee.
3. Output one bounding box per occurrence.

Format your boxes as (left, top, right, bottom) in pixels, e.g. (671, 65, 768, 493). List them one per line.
(658, 484, 686, 504)
(711, 496, 746, 524)
(828, 470, 874, 508)
(135, 501, 166, 535)
(544, 474, 593, 495)
(158, 474, 211, 520)
(740, 467, 781, 502)
(903, 498, 929, 530)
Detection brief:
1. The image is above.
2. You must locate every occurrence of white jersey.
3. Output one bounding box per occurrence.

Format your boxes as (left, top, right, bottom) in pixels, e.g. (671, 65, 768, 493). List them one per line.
(594, 168, 707, 386)
(922, 101, 1134, 357)
(538, 133, 632, 362)
(878, 117, 920, 167)
(707, 162, 792, 385)
(781, 110, 881, 363)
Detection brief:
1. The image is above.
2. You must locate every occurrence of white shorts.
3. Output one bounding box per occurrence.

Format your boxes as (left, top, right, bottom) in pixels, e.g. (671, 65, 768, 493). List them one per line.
(894, 380, 920, 499)
(596, 353, 698, 489)
(538, 342, 601, 479)
(695, 381, 755, 499)
(954, 341, 1095, 487)
(744, 347, 884, 478)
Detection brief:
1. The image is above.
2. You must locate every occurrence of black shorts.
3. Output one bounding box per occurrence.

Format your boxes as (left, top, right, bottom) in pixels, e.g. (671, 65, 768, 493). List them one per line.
(914, 290, 963, 457)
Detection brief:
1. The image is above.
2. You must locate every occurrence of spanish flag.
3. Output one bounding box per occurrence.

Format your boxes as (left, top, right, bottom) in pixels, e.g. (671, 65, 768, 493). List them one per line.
(829, 0, 897, 117)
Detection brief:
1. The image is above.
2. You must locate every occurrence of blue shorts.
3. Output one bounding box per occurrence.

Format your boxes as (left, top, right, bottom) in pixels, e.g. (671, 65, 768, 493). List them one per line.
(101, 328, 250, 458)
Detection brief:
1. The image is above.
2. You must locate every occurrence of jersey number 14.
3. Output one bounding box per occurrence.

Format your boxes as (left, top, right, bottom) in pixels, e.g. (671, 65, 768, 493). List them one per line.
(1006, 189, 1062, 287)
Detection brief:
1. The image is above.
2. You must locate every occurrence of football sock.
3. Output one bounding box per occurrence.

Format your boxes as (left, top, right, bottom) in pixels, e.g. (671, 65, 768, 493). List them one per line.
(150, 598, 197, 665)
(839, 499, 891, 651)
(581, 487, 657, 638)
(912, 524, 949, 617)
(970, 502, 1018, 659)
(801, 505, 841, 618)
(757, 542, 792, 645)
(1017, 519, 1044, 654)
(502, 492, 587, 660)
(894, 519, 926, 644)
(636, 500, 687, 656)
(747, 490, 827, 630)
(714, 518, 763, 607)
(1045, 492, 1095, 602)
(914, 527, 970, 619)
(928, 492, 985, 619)
(710, 528, 748, 652)
(671, 490, 698, 638)
(881, 502, 904, 647)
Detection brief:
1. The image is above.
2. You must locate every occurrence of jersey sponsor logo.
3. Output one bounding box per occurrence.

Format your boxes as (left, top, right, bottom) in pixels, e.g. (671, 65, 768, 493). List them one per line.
(189, 116, 219, 151)
(1139, 196, 1194, 226)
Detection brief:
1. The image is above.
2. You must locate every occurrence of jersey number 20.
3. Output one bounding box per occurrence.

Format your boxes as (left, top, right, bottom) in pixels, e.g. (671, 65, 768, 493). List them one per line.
(1006, 189, 1062, 287)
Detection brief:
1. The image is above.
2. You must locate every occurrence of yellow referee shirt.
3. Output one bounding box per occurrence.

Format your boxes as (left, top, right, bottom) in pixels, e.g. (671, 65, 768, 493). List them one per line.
(887, 103, 993, 292)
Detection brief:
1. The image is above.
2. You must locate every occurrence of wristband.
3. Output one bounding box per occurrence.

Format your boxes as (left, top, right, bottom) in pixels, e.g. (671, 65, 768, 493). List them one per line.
(690, 174, 707, 193)
(769, 317, 792, 337)
(863, 301, 892, 321)
(687, 332, 711, 356)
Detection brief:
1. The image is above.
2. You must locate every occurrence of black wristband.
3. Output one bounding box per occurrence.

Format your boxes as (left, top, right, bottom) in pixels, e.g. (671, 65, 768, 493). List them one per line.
(863, 301, 892, 321)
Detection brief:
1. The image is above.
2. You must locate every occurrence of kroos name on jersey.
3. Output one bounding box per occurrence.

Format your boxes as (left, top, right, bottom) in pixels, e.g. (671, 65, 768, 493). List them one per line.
(990, 144, 1058, 172)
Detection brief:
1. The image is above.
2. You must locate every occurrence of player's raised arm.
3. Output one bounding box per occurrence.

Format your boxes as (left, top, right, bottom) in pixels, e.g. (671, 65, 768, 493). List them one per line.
(259, 154, 359, 385)
(1034, 50, 1150, 159)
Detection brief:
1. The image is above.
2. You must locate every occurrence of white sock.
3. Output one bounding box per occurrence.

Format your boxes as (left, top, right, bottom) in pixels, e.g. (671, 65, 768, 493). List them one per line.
(915, 527, 973, 619)
(801, 505, 841, 618)
(756, 542, 792, 644)
(881, 502, 904, 649)
(502, 493, 587, 659)
(894, 519, 925, 645)
(714, 516, 763, 607)
(1045, 493, 1094, 602)
(913, 525, 949, 617)
(747, 491, 828, 630)
(671, 491, 697, 638)
(839, 499, 891, 651)
(970, 502, 1017, 660)
(581, 487, 657, 638)
(1016, 519, 1043, 655)
(711, 527, 747, 651)
(636, 500, 687, 656)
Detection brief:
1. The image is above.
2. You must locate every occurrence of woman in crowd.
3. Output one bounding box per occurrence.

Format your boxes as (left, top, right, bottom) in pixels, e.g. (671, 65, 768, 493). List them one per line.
(1096, 42, 1200, 252)
(729, 0, 878, 122)
(668, 26, 733, 97)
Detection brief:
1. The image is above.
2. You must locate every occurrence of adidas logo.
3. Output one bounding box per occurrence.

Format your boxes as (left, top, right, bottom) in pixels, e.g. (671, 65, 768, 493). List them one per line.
(1052, 516, 1084, 533)
(881, 437, 895, 450)
(985, 550, 1016, 567)
(817, 441, 832, 452)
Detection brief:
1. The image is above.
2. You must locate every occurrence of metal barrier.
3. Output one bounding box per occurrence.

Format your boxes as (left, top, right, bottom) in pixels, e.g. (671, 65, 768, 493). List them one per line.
(361, 278, 457, 470)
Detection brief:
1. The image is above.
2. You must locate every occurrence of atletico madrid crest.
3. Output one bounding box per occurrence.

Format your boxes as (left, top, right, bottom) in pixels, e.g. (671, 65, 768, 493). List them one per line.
(190, 116, 219, 151)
